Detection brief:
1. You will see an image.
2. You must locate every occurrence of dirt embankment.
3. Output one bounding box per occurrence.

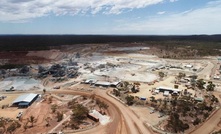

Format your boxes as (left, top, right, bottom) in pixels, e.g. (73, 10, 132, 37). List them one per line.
(0, 49, 66, 65)
(0, 51, 49, 65)
(26, 50, 65, 61)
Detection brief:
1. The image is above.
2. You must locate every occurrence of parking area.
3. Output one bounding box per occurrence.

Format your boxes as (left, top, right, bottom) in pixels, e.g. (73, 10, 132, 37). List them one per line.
(130, 106, 167, 126)
(0, 93, 27, 119)
(0, 107, 24, 119)
(0, 93, 20, 107)
(131, 76, 196, 100)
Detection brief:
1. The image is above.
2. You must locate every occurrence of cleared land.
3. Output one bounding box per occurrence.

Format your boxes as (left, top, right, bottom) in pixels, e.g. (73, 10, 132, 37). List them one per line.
(0, 43, 221, 134)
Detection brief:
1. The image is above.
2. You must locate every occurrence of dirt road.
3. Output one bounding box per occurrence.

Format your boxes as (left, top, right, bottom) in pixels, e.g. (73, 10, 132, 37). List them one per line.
(51, 89, 153, 134)
(52, 90, 129, 134)
(191, 92, 221, 134)
(95, 89, 152, 134)
(190, 109, 221, 134)
(1, 87, 154, 134)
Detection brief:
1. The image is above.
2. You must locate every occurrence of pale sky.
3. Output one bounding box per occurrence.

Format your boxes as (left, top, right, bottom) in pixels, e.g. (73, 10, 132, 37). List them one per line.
(0, 0, 220, 35)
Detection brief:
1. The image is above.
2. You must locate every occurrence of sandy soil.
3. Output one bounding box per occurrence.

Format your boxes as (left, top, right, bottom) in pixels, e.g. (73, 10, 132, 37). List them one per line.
(91, 88, 153, 134)
(132, 76, 195, 99)
(15, 97, 58, 134)
(197, 60, 215, 80)
(0, 77, 43, 91)
(78, 53, 163, 82)
(50, 89, 155, 134)
(130, 106, 167, 126)
(0, 93, 27, 119)
(0, 51, 49, 64)
(0, 107, 22, 119)
(0, 93, 20, 107)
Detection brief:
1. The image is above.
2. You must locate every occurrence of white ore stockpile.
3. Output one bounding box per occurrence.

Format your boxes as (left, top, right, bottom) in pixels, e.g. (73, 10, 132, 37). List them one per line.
(106, 47, 150, 51)
(79, 53, 164, 82)
(0, 77, 43, 91)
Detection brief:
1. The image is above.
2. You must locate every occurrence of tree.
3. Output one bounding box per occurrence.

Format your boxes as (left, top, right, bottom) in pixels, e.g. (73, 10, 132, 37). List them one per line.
(190, 75, 198, 88)
(117, 81, 131, 91)
(48, 96, 52, 103)
(171, 97, 178, 108)
(23, 121, 28, 132)
(45, 117, 51, 127)
(51, 104, 57, 113)
(7, 123, 17, 134)
(150, 96, 157, 107)
(113, 89, 120, 97)
(0, 119, 6, 133)
(207, 81, 215, 91)
(70, 122, 79, 130)
(193, 118, 201, 125)
(98, 101, 109, 114)
(150, 96, 156, 102)
(131, 85, 137, 93)
(102, 102, 109, 110)
(134, 82, 141, 86)
(123, 81, 130, 87)
(125, 95, 135, 106)
(43, 89, 46, 94)
(174, 84, 179, 89)
(162, 98, 168, 110)
(167, 112, 189, 133)
(96, 98, 101, 106)
(211, 95, 219, 103)
(29, 116, 35, 127)
(157, 98, 162, 108)
(190, 75, 198, 80)
(7, 121, 21, 134)
(184, 89, 188, 95)
(96, 99, 108, 112)
(196, 79, 206, 89)
(178, 72, 186, 79)
(90, 93, 96, 101)
(158, 72, 165, 79)
(82, 95, 87, 100)
(68, 100, 77, 109)
(204, 112, 209, 119)
(57, 112, 63, 122)
(72, 104, 89, 125)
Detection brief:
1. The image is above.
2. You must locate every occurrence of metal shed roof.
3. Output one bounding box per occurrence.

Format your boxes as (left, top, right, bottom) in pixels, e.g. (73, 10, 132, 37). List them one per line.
(13, 93, 38, 104)
(156, 86, 181, 92)
(163, 91, 170, 96)
(110, 81, 120, 86)
(95, 81, 111, 86)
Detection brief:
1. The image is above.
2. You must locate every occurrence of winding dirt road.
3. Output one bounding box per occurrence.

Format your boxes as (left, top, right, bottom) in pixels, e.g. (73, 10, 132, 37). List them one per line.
(190, 91, 221, 134)
(51, 89, 153, 134)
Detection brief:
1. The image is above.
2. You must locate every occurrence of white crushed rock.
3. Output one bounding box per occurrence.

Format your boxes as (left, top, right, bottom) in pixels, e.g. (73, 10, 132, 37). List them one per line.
(0, 77, 43, 91)
(89, 110, 110, 125)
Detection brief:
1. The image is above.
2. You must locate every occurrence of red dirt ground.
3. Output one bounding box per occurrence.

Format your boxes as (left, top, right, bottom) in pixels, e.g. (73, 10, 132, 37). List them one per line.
(0, 51, 50, 65)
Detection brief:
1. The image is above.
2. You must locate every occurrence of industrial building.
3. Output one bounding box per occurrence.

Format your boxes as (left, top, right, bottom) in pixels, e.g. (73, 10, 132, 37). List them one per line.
(84, 79, 120, 87)
(185, 64, 193, 68)
(156, 86, 181, 94)
(84, 79, 97, 84)
(12, 93, 39, 108)
(94, 81, 111, 87)
(163, 91, 170, 96)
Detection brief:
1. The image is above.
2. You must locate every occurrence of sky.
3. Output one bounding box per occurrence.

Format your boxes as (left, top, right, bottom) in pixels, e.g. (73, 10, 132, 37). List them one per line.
(0, 0, 220, 35)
